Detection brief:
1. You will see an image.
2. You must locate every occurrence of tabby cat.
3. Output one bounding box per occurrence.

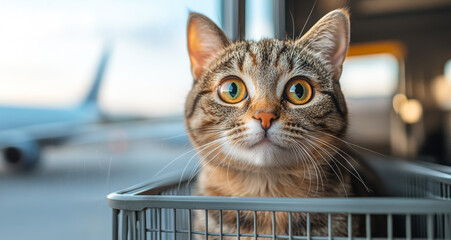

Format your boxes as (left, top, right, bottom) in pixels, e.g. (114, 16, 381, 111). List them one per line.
(185, 9, 376, 238)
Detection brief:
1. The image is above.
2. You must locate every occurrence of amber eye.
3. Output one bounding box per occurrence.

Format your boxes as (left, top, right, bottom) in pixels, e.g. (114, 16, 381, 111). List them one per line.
(218, 78, 247, 104)
(284, 78, 313, 105)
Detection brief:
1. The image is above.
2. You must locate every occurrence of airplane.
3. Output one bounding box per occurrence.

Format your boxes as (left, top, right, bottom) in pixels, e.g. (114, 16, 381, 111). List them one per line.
(0, 47, 111, 172)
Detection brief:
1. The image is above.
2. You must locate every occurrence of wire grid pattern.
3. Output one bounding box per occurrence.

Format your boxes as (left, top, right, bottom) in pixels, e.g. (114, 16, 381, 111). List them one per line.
(108, 159, 451, 240)
(112, 199, 451, 240)
(401, 163, 451, 238)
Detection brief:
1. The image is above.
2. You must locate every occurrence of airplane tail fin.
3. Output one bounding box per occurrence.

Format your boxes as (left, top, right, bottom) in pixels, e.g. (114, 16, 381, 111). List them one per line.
(81, 45, 112, 106)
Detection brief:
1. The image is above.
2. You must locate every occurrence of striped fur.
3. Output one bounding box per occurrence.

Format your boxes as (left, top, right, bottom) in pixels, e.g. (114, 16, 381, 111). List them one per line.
(185, 9, 365, 238)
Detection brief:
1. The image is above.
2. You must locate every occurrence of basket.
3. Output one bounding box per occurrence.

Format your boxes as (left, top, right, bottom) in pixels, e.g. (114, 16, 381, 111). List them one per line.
(107, 156, 451, 240)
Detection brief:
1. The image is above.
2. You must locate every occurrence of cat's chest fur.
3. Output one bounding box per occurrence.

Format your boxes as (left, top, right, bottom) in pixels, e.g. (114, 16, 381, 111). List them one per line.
(197, 163, 352, 199)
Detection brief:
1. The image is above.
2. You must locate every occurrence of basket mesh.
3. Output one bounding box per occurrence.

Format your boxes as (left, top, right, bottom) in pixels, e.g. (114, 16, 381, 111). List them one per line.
(109, 159, 451, 240)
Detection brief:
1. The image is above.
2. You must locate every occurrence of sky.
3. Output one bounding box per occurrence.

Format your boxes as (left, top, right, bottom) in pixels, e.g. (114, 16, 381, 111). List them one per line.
(0, 0, 220, 116)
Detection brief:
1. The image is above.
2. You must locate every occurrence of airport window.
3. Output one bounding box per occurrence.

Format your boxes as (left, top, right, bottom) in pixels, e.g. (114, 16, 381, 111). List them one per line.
(340, 53, 398, 99)
(0, 2, 104, 107)
(0, 0, 221, 117)
(434, 59, 451, 109)
(339, 53, 399, 153)
(102, 1, 221, 117)
(446, 60, 451, 85)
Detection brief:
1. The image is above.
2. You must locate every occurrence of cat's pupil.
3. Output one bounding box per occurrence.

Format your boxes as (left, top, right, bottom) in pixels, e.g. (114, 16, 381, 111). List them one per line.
(293, 83, 304, 98)
(229, 82, 238, 98)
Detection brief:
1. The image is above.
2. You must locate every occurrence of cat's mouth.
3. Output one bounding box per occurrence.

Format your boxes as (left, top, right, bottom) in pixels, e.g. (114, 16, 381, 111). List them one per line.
(249, 136, 285, 149)
(253, 138, 271, 147)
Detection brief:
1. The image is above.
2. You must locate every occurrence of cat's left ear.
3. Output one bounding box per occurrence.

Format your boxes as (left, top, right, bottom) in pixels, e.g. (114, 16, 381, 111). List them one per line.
(296, 9, 350, 81)
(187, 13, 231, 80)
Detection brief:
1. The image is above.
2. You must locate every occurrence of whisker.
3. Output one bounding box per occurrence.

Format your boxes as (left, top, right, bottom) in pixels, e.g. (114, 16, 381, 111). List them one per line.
(188, 139, 232, 185)
(154, 132, 225, 177)
(307, 133, 362, 172)
(184, 139, 231, 186)
(303, 137, 348, 196)
(287, 138, 309, 190)
(206, 142, 235, 182)
(291, 0, 317, 59)
(297, 0, 317, 40)
(176, 137, 227, 189)
(295, 140, 318, 196)
(312, 129, 395, 160)
(300, 139, 328, 193)
(289, 10, 295, 42)
(161, 126, 231, 141)
(226, 142, 240, 190)
(304, 134, 369, 191)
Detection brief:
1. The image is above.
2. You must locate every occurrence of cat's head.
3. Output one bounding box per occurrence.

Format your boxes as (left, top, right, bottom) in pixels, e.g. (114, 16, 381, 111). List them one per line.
(185, 10, 350, 169)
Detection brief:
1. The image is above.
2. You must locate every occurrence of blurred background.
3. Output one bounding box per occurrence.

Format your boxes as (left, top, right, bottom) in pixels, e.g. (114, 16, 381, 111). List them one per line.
(0, 0, 450, 239)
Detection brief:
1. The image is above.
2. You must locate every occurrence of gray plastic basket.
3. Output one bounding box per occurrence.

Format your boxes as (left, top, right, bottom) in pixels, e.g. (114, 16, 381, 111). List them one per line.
(107, 157, 451, 240)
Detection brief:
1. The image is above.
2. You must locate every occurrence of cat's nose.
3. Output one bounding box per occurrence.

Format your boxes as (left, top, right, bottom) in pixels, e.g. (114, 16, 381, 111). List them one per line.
(253, 112, 278, 130)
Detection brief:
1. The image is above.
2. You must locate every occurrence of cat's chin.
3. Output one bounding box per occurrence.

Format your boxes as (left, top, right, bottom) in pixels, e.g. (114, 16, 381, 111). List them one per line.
(249, 137, 282, 149)
(221, 139, 294, 167)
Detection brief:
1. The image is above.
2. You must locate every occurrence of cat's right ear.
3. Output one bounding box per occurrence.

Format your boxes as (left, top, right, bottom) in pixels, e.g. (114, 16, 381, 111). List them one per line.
(295, 9, 350, 82)
(187, 13, 231, 80)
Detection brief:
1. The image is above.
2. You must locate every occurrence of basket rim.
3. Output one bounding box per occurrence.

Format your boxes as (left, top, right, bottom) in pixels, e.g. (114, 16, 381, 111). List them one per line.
(107, 163, 451, 214)
(108, 192, 451, 213)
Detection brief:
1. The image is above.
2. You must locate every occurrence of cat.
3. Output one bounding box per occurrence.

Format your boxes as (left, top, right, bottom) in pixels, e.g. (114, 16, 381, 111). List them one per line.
(185, 9, 380, 239)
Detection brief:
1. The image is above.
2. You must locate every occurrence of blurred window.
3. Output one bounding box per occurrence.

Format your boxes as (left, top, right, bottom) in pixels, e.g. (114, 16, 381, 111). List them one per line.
(340, 54, 398, 99)
(446, 60, 451, 84)
(0, 0, 221, 117)
(340, 52, 399, 153)
(0, 2, 101, 107)
(441, 60, 451, 109)
(245, 0, 274, 40)
(431, 60, 451, 110)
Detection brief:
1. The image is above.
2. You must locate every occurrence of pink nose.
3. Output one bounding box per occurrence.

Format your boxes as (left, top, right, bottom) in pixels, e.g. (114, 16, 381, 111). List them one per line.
(253, 112, 278, 130)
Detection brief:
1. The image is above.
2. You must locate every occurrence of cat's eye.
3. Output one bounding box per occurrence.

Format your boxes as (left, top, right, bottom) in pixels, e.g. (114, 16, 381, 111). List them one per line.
(218, 78, 247, 104)
(284, 78, 313, 105)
